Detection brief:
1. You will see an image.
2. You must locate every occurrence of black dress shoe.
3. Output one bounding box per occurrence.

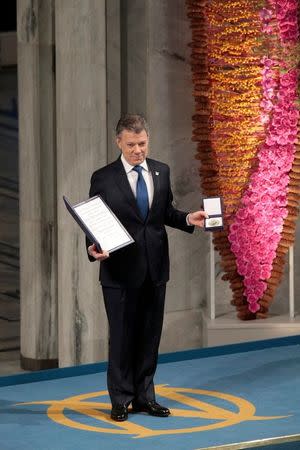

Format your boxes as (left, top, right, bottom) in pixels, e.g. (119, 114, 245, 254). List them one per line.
(111, 404, 128, 421)
(132, 400, 170, 417)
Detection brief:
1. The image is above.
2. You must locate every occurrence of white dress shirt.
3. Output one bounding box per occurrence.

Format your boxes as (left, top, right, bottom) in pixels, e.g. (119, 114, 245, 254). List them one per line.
(121, 154, 154, 207)
(120, 154, 192, 225)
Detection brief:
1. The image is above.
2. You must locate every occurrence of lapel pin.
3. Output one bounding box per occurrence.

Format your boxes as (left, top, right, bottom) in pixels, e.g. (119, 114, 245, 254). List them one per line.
(155, 171, 159, 176)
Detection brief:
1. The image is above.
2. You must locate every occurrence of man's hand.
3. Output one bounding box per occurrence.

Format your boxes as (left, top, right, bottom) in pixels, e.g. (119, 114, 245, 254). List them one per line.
(187, 210, 209, 228)
(88, 243, 110, 261)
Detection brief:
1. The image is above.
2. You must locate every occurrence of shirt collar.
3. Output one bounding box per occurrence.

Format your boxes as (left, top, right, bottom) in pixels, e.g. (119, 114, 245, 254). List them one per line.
(121, 154, 149, 174)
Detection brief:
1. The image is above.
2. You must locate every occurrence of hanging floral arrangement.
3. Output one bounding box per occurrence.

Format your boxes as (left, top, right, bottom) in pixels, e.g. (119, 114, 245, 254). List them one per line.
(186, 0, 300, 319)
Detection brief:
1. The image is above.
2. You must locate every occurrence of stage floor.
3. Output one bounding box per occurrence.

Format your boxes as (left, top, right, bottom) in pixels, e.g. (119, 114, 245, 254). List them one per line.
(1, 339, 300, 450)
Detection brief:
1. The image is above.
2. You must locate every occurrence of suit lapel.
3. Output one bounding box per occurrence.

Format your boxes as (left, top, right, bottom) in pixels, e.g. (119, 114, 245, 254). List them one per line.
(147, 159, 160, 217)
(112, 157, 160, 222)
(113, 158, 143, 221)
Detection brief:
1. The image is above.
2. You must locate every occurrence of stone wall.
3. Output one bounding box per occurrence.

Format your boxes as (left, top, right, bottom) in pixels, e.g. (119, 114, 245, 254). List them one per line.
(16, 0, 300, 370)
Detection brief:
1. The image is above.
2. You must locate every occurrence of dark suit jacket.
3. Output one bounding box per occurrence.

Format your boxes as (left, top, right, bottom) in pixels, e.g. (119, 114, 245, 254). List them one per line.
(87, 157, 194, 287)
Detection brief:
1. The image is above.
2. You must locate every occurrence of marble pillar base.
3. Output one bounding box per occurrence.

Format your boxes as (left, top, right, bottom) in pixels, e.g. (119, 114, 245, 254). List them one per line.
(20, 355, 58, 371)
(202, 309, 300, 347)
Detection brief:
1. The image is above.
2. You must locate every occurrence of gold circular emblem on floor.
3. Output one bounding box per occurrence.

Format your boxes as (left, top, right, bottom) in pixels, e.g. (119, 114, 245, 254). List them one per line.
(16, 384, 289, 438)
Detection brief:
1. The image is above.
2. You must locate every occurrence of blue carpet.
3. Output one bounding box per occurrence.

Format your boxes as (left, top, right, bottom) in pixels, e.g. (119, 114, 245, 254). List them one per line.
(1, 344, 300, 450)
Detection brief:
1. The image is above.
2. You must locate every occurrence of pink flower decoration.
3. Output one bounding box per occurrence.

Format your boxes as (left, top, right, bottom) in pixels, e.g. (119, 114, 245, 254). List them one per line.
(228, 0, 299, 315)
(260, 8, 273, 20)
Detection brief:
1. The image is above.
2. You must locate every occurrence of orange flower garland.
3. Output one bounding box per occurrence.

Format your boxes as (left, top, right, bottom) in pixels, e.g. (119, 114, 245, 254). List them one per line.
(187, 0, 265, 319)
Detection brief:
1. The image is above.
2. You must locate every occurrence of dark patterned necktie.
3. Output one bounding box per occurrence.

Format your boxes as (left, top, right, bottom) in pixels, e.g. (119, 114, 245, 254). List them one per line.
(132, 165, 149, 220)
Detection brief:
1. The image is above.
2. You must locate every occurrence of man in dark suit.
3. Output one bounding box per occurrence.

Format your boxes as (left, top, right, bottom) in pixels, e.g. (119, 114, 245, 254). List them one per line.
(87, 114, 207, 421)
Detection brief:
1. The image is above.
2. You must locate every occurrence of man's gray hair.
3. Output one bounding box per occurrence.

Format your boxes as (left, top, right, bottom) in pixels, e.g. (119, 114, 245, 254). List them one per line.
(116, 114, 149, 137)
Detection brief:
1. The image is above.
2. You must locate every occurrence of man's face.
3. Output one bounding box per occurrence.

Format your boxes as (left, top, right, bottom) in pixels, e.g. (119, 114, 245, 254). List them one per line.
(116, 129, 149, 166)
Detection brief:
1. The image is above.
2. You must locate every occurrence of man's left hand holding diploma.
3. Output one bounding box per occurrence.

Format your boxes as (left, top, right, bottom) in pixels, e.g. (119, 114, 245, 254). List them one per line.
(87, 243, 110, 261)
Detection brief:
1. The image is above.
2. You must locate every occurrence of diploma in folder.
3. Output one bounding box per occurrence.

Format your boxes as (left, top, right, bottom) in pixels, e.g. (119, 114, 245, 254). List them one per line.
(63, 195, 134, 253)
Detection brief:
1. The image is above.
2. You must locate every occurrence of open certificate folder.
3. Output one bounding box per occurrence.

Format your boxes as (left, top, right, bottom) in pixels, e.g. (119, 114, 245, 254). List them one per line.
(203, 196, 224, 231)
(63, 195, 134, 253)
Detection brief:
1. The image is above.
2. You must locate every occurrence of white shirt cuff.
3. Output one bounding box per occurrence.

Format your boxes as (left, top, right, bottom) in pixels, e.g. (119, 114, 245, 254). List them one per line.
(186, 214, 193, 226)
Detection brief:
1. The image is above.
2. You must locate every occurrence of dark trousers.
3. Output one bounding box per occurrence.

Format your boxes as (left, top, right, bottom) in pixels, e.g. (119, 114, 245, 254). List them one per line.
(102, 278, 166, 406)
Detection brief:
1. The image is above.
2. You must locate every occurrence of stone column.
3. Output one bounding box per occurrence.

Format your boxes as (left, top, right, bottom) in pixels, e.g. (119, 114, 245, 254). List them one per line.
(55, 0, 108, 367)
(122, 0, 148, 116)
(106, 0, 122, 162)
(17, 0, 58, 369)
(123, 0, 208, 352)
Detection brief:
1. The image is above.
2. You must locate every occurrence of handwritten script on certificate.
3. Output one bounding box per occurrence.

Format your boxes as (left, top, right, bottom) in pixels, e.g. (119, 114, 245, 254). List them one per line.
(74, 197, 133, 252)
